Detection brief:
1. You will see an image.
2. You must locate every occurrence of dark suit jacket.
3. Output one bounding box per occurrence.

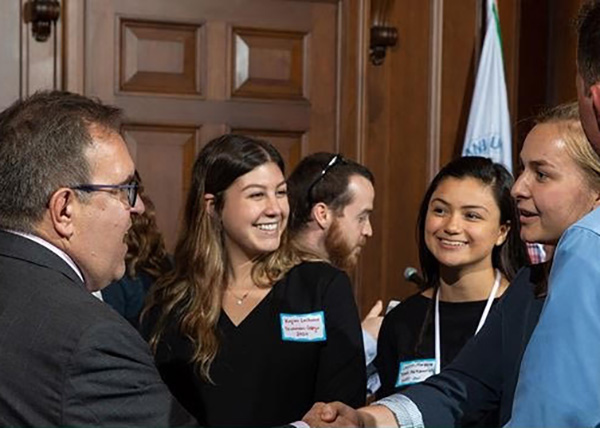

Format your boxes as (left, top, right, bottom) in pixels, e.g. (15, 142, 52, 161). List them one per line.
(0, 230, 195, 427)
(401, 264, 547, 427)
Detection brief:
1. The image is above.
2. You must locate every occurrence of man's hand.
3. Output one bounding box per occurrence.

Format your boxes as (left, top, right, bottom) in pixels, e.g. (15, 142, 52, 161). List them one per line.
(361, 300, 384, 340)
(302, 402, 363, 427)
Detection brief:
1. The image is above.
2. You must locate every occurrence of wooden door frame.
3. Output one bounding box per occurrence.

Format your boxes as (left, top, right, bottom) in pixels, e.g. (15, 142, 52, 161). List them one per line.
(62, 0, 372, 302)
(335, 0, 372, 304)
(63, 0, 369, 147)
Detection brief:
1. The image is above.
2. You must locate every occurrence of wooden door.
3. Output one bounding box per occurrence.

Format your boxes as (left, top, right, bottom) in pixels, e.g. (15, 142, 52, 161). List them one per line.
(0, 0, 62, 110)
(65, 0, 365, 251)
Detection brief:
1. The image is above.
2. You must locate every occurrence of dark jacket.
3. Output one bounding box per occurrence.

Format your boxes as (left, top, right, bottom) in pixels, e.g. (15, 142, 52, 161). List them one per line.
(401, 264, 547, 427)
(0, 230, 194, 426)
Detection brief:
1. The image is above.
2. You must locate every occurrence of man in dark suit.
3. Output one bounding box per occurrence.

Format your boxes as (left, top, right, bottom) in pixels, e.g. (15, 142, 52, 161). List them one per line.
(0, 91, 194, 426)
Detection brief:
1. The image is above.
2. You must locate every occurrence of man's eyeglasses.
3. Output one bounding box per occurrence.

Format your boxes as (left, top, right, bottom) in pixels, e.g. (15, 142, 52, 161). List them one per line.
(307, 154, 344, 202)
(71, 180, 139, 207)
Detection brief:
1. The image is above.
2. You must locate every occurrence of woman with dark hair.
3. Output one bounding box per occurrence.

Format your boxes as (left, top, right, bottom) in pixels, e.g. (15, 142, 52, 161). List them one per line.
(374, 156, 529, 426)
(308, 102, 600, 428)
(141, 134, 365, 427)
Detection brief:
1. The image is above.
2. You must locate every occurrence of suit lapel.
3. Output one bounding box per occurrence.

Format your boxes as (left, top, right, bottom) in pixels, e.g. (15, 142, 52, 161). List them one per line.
(0, 230, 84, 287)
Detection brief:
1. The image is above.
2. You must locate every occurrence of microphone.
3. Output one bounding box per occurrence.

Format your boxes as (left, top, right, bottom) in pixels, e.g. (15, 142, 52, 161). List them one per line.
(404, 266, 425, 288)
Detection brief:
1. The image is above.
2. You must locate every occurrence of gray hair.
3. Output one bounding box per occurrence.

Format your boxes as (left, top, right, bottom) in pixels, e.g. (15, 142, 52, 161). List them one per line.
(0, 90, 123, 232)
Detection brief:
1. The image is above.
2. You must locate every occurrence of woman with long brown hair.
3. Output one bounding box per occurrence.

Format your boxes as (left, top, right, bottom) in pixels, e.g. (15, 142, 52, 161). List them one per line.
(102, 174, 171, 328)
(142, 134, 365, 427)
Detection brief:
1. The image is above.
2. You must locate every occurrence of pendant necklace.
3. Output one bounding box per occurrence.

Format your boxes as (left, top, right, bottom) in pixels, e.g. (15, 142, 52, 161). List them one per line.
(227, 288, 250, 305)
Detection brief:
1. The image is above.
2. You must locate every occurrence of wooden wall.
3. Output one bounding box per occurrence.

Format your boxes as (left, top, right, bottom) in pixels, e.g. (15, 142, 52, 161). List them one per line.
(356, 0, 583, 315)
(0, 0, 586, 316)
(516, 0, 583, 145)
(0, 0, 62, 110)
(356, 0, 433, 312)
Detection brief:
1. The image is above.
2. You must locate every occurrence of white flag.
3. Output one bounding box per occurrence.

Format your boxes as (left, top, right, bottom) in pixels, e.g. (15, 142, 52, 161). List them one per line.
(462, 0, 512, 173)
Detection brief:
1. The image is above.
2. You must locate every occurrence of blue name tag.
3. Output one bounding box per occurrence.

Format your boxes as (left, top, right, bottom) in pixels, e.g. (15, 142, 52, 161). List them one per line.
(395, 358, 436, 387)
(280, 311, 327, 342)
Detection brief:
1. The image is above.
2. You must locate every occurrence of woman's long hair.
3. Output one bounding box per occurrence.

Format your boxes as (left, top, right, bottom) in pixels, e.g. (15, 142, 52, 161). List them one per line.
(413, 156, 530, 355)
(143, 134, 299, 381)
(125, 174, 171, 279)
(416, 156, 529, 290)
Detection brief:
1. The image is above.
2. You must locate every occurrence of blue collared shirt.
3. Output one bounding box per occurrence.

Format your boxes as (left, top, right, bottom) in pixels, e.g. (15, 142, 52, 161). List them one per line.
(508, 207, 600, 427)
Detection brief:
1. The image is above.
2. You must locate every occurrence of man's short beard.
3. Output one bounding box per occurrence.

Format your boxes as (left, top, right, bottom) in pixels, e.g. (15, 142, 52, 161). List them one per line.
(324, 216, 359, 271)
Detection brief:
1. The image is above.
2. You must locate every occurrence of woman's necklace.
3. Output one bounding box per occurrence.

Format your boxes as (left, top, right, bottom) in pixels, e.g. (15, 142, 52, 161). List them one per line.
(227, 288, 251, 305)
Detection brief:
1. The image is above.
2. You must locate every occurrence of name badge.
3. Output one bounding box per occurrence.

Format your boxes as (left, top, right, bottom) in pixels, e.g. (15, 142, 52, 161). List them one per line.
(395, 359, 436, 387)
(280, 311, 327, 342)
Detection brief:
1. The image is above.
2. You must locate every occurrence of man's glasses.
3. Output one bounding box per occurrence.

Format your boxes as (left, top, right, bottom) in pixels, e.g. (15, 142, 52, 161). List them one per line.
(307, 154, 344, 202)
(71, 180, 139, 207)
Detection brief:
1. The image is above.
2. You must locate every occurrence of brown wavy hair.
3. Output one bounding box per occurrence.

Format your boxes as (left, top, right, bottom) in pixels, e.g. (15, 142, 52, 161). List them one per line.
(124, 174, 171, 279)
(142, 134, 302, 381)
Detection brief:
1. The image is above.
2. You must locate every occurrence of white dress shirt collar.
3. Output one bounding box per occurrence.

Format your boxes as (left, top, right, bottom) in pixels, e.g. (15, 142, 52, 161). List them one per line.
(7, 230, 85, 283)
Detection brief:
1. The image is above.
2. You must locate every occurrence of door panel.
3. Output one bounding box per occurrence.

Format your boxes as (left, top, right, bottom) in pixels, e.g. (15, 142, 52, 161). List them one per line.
(81, 0, 341, 250)
(123, 124, 199, 250)
(119, 19, 203, 96)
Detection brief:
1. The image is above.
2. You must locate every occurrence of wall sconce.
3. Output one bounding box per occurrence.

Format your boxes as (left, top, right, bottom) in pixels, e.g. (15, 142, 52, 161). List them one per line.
(370, 0, 398, 66)
(23, 0, 60, 42)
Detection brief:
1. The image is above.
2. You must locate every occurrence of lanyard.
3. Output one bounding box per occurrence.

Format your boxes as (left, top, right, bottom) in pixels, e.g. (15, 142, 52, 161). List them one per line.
(433, 269, 501, 374)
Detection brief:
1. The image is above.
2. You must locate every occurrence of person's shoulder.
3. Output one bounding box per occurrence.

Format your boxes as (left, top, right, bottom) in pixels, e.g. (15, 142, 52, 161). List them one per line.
(38, 286, 151, 365)
(568, 206, 600, 236)
(281, 261, 352, 297)
(401, 290, 430, 306)
(0, 252, 128, 331)
(33, 273, 122, 330)
(70, 292, 143, 339)
(379, 292, 429, 340)
(385, 291, 429, 320)
(516, 263, 548, 289)
(500, 263, 548, 304)
(288, 260, 347, 282)
(0, 265, 144, 365)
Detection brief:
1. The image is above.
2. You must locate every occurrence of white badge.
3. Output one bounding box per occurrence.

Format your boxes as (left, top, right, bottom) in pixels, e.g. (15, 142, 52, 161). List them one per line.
(280, 311, 327, 342)
(395, 359, 436, 387)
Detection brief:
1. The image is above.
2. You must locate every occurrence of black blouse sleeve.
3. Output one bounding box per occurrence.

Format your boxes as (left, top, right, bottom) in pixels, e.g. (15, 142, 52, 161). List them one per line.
(313, 269, 366, 408)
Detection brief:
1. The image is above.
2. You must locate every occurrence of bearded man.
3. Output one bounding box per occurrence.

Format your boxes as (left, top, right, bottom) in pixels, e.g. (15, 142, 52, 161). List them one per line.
(287, 153, 375, 272)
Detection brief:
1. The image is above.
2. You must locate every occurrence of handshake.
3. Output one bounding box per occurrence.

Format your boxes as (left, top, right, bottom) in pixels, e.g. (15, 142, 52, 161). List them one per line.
(302, 402, 364, 427)
(301, 402, 396, 427)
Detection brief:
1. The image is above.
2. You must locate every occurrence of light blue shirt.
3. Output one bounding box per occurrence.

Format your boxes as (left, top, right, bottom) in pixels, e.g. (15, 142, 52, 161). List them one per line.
(509, 207, 600, 427)
(363, 328, 377, 366)
(363, 329, 382, 395)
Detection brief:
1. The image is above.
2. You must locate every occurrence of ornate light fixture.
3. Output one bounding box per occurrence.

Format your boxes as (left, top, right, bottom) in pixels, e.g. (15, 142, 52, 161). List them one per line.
(370, 0, 398, 66)
(23, 0, 60, 42)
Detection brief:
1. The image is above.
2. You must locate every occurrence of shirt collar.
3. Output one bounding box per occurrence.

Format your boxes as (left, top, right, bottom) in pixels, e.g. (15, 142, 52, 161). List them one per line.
(8, 230, 85, 283)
